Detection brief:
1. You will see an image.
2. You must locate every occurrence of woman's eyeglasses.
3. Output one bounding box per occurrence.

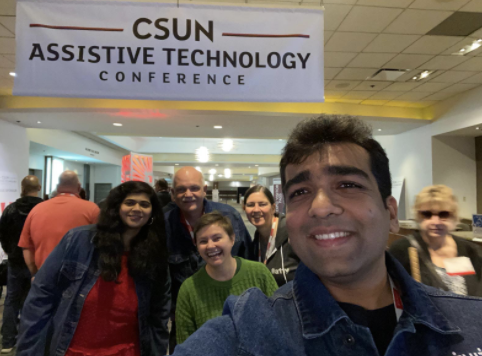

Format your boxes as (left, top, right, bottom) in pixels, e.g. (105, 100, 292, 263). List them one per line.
(418, 210, 452, 220)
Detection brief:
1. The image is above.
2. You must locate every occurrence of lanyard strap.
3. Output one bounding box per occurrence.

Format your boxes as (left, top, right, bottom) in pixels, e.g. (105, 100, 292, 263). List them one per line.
(259, 217, 279, 265)
(389, 276, 403, 322)
(180, 213, 195, 244)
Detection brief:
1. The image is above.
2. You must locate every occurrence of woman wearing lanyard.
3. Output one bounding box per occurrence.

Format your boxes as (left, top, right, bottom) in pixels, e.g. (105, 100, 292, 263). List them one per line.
(175, 212, 277, 345)
(16, 181, 171, 356)
(243, 185, 300, 286)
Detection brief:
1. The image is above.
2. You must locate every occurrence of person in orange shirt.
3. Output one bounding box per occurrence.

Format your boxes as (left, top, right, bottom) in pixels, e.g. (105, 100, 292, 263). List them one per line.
(19, 170, 100, 276)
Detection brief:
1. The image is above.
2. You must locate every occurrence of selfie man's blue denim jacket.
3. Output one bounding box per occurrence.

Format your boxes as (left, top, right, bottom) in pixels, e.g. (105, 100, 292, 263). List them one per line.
(16, 225, 171, 356)
(165, 199, 252, 311)
(174, 253, 482, 356)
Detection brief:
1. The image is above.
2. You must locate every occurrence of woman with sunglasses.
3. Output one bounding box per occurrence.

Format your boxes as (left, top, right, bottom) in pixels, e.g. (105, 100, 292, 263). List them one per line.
(389, 184, 482, 296)
(17, 181, 171, 356)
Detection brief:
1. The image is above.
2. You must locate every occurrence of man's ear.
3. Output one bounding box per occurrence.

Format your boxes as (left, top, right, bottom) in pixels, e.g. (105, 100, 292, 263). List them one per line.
(386, 196, 399, 233)
(203, 185, 208, 193)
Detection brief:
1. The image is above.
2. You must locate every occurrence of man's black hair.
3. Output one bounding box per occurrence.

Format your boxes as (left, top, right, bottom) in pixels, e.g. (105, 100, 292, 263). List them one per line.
(280, 114, 392, 206)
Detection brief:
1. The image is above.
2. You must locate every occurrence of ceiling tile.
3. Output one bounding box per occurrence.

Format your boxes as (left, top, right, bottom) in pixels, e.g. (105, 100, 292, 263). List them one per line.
(383, 54, 434, 70)
(338, 6, 402, 33)
(430, 70, 475, 83)
(323, 0, 357, 4)
(385, 100, 422, 107)
(326, 80, 361, 90)
(343, 91, 374, 100)
(409, 0, 470, 11)
(324, 52, 358, 67)
(424, 92, 457, 100)
(420, 56, 469, 70)
(347, 53, 396, 68)
(324, 4, 353, 31)
(451, 57, 482, 71)
(363, 34, 420, 53)
(0, 16, 14, 34)
(325, 32, 378, 52)
(325, 31, 334, 44)
(462, 72, 482, 84)
(325, 67, 342, 80)
(415, 101, 438, 107)
(0, 55, 13, 68)
(384, 9, 453, 35)
(324, 90, 348, 99)
(353, 81, 392, 91)
(471, 28, 482, 40)
(368, 91, 405, 100)
(394, 91, 431, 101)
(335, 68, 376, 80)
(412, 82, 451, 92)
(392, 69, 442, 82)
(2, 54, 14, 63)
(0, 0, 15, 16)
(356, 0, 413, 7)
(0, 38, 15, 54)
(460, 0, 482, 12)
(0, 25, 12, 37)
(361, 100, 390, 106)
(441, 38, 482, 56)
(403, 36, 464, 55)
(333, 99, 363, 104)
(384, 82, 422, 91)
(440, 83, 480, 92)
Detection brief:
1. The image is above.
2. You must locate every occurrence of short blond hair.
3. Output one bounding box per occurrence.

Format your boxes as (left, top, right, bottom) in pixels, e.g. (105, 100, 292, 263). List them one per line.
(413, 185, 458, 221)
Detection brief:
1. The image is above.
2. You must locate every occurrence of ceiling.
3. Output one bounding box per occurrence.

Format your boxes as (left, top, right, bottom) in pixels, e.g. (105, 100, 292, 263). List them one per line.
(1, 0, 482, 174)
(1, 0, 482, 108)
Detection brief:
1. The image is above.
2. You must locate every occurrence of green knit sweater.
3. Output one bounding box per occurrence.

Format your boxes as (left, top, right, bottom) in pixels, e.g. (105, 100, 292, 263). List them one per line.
(175, 257, 278, 344)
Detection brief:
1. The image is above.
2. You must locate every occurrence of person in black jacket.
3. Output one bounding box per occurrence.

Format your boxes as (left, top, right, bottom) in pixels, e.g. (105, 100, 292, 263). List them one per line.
(0, 175, 42, 352)
(243, 185, 300, 286)
(389, 184, 482, 297)
(155, 178, 172, 209)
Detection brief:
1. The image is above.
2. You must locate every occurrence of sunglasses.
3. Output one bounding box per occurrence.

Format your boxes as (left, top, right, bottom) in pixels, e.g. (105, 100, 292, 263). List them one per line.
(418, 210, 452, 220)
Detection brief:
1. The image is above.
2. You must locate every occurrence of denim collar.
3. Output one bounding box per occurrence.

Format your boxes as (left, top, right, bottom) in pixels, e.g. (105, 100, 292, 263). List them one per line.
(292, 253, 461, 339)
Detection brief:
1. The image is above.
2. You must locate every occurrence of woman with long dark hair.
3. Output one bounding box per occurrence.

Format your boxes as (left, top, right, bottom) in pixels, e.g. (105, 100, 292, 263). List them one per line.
(17, 181, 171, 356)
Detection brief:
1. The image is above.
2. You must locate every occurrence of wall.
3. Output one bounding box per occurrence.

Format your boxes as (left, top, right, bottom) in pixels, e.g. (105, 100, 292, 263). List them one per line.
(476, 137, 482, 214)
(27, 129, 125, 165)
(0, 120, 29, 213)
(432, 136, 477, 220)
(91, 165, 121, 202)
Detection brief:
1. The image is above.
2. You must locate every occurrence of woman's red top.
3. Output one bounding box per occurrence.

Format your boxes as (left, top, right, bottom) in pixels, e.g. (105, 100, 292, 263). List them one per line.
(65, 253, 140, 356)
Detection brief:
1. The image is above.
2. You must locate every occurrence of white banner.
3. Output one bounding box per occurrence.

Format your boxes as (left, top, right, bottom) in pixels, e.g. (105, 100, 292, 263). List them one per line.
(14, 0, 324, 102)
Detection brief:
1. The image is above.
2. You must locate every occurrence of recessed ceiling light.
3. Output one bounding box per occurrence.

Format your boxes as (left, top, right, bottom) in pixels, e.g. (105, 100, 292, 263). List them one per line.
(453, 39, 482, 56)
(476, 127, 480, 130)
(255, 164, 259, 167)
(218, 174, 223, 177)
(214, 125, 222, 129)
(378, 129, 382, 132)
(412, 70, 435, 81)
(209, 169, 217, 174)
(248, 166, 251, 168)
(215, 164, 219, 166)
(279, 139, 283, 141)
(113, 123, 123, 126)
(9, 72, 15, 77)
(37, 121, 41, 124)
(175, 163, 179, 165)
(221, 139, 234, 152)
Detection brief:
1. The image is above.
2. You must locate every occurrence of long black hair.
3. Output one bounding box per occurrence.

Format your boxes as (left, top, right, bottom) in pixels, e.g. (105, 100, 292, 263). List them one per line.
(94, 181, 168, 282)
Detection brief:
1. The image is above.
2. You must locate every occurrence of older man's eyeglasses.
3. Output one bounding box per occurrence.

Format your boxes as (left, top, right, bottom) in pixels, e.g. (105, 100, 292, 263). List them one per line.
(419, 211, 452, 220)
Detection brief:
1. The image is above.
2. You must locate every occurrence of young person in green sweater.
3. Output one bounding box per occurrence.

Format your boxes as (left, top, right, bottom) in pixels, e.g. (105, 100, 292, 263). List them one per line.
(175, 211, 278, 344)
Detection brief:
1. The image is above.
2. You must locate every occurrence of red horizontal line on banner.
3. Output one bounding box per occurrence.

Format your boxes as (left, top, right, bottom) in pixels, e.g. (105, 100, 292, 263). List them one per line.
(222, 33, 309, 38)
(30, 24, 124, 32)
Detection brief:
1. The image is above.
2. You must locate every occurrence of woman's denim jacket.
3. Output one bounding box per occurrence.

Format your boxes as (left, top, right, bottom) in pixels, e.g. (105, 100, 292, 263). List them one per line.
(174, 253, 482, 356)
(16, 225, 171, 356)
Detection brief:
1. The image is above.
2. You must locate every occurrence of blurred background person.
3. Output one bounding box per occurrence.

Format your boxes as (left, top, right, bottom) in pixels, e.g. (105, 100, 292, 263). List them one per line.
(16, 181, 171, 356)
(176, 212, 277, 345)
(18, 171, 99, 276)
(155, 178, 172, 209)
(390, 185, 482, 296)
(243, 185, 300, 286)
(0, 176, 42, 353)
(79, 188, 87, 200)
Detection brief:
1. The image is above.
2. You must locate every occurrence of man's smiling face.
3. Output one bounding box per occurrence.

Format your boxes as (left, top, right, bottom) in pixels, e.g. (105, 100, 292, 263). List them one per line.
(284, 143, 398, 284)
